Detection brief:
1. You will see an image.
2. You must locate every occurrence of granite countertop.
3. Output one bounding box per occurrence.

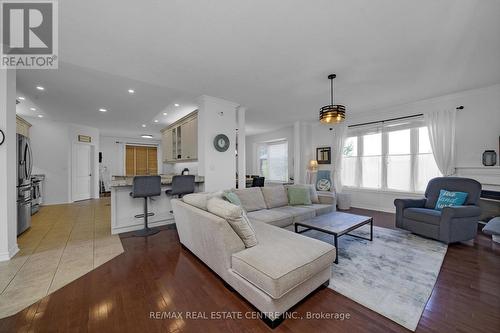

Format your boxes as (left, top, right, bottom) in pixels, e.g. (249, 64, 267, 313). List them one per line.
(110, 175, 204, 187)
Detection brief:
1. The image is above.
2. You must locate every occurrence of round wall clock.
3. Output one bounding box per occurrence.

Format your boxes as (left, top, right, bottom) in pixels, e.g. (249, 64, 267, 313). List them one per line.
(0, 130, 5, 146)
(213, 134, 230, 152)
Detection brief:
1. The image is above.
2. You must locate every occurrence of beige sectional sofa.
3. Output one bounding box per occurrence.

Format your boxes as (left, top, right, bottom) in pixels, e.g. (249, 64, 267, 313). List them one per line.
(171, 185, 337, 327)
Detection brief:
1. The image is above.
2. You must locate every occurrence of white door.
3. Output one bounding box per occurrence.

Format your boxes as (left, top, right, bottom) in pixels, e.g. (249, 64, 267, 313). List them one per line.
(74, 144, 92, 201)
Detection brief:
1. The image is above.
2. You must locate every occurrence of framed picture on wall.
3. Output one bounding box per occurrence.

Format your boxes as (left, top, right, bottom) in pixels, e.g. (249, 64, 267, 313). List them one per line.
(316, 147, 331, 164)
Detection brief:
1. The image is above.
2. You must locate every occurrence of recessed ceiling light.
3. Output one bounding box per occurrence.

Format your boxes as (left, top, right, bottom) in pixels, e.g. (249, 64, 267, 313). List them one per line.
(30, 107, 36, 111)
(99, 108, 107, 112)
(141, 134, 154, 139)
(37, 114, 43, 118)
(153, 119, 159, 123)
(163, 112, 167, 116)
(128, 89, 135, 94)
(36, 86, 44, 91)
(18, 96, 25, 100)
(174, 103, 180, 107)
(141, 124, 147, 128)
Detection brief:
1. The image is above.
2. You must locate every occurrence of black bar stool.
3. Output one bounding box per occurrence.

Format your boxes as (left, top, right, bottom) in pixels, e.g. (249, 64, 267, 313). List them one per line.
(166, 175, 196, 213)
(165, 175, 195, 198)
(130, 176, 161, 237)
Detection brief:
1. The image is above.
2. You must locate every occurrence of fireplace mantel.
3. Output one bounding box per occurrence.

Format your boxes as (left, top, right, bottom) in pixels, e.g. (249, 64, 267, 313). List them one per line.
(455, 166, 500, 191)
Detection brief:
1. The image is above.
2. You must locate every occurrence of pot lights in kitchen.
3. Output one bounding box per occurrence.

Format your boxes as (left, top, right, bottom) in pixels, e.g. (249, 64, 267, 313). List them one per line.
(18, 96, 25, 100)
(141, 124, 147, 128)
(141, 134, 154, 139)
(153, 119, 159, 123)
(37, 115, 43, 118)
(99, 108, 107, 112)
(36, 86, 44, 91)
(128, 89, 135, 94)
(30, 107, 36, 111)
(174, 103, 180, 107)
(163, 112, 167, 116)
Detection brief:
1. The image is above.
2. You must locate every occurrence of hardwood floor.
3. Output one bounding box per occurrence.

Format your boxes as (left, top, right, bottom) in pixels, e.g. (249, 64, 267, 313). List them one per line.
(0, 201, 499, 332)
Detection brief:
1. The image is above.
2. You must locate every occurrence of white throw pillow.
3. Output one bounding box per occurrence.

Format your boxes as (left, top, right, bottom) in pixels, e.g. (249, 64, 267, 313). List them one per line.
(182, 191, 223, 211)
(206, 197, 258, 248)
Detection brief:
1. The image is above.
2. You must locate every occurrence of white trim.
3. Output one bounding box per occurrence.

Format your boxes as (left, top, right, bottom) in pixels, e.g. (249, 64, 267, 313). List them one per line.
(112, 219, 175, 235)
(0, 244, 19, 262)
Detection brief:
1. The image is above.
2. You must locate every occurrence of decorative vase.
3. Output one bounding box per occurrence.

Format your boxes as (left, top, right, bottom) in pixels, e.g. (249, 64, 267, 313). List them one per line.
(482, 150, 497, 166)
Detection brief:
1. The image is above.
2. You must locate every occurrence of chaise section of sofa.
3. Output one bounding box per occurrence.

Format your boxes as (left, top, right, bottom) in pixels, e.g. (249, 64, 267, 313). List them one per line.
(171, 187, 336, 328)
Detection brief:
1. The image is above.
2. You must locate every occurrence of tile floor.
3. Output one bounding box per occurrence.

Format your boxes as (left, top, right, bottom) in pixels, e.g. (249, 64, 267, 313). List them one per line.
(0, 198, 124, 318)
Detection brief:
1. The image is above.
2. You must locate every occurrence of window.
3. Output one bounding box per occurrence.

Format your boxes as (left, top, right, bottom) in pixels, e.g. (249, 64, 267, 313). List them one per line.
(258, 140, 288, 182)
(125, 145, 158, 176)
(342, 120, 441, 192)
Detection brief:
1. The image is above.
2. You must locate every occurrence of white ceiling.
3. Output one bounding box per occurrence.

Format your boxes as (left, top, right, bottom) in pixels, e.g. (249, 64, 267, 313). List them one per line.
(16, 0, 500, 136)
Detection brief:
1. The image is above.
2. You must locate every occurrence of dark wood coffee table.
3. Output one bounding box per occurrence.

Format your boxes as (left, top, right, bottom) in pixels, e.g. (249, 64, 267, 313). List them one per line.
(294, 211, 373, 264)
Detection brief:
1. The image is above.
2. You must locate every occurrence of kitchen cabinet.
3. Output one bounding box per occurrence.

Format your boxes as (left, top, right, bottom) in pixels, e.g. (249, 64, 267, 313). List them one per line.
(161, 111, 198, 163)
(16, 115, 31, 137)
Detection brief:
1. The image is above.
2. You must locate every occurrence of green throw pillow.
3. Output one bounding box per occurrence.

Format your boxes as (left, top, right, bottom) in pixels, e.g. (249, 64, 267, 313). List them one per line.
(224, 192, 242, 206)
(287, 187, 312, 205)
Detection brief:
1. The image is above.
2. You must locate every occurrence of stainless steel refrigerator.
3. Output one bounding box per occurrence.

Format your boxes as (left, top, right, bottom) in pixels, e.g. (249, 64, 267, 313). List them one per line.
(17, 134, 33, 235)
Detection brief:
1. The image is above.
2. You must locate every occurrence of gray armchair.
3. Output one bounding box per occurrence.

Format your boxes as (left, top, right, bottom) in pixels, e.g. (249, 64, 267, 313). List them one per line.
(394, 177, 482, 244)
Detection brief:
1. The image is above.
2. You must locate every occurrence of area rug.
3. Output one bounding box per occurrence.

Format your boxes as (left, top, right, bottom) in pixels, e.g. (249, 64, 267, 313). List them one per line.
(302, 225, 447, 331)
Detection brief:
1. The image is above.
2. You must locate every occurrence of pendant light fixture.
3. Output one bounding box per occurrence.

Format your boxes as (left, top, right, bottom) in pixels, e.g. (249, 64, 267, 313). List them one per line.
(319, 74, 346, 124)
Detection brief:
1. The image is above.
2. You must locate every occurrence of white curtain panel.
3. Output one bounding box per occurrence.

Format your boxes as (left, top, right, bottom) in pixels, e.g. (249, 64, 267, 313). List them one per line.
(332, 123, 348, 193)
(424, 108, 457, 176)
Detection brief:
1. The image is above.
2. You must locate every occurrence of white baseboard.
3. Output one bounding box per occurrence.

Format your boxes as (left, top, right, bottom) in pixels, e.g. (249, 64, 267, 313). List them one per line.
(0, 244, 19, 262)
(112, 218, 175, 235)
(351, 205, 396, 213)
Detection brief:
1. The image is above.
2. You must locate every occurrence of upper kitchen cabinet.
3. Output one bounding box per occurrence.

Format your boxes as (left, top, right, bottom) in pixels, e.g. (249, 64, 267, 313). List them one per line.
(161, 111, 198, 163)
(16, 115, 32, 137)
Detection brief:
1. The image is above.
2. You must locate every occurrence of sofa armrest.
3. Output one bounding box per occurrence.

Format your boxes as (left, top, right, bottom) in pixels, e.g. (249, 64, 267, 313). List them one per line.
(317, 192, 335, 205)
(394, 198, 426, 229)
(442, 205, 482, 219)
(394, 198, 426, 209)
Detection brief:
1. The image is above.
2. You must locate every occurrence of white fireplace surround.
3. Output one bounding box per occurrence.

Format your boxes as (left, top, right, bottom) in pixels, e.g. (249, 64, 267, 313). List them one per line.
(455, 166, 500, 192)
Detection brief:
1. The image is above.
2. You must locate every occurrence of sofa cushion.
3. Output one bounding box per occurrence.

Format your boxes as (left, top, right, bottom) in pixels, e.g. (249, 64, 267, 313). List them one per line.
(231, 222, 335, 299)
(297, 204, 333, 216)
(246, 209, 293, 228)
(404, 207, 442, 225)
(272, 206, 316, 222)
(261, 186, 289, 209)
(483, 217, 500, 236)
(182, 191, 223, 211)
(233, 187, 267, 212)
(207, 197, 258, 248)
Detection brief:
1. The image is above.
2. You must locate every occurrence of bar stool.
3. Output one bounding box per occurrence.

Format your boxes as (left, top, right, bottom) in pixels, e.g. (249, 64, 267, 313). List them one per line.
(165, 175, 195, 198)
(130, 176, 161, 237)
(166, 175, 195, 214)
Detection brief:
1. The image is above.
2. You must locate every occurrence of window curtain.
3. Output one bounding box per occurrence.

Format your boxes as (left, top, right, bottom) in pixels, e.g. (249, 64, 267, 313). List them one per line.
(332, 123, 348, 192)
(424, 109, 456, 176)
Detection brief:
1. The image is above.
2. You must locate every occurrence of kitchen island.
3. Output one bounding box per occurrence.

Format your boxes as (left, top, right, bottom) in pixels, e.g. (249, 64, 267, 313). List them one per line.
(110, 175, 204, 234)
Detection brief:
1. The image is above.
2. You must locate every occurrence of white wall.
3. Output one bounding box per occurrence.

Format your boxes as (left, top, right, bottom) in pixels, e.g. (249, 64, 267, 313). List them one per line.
(27, 117, 100, 205)
(197, 95, 238, 192)
(0, 69, 18, 261)
(308, 83, 500, 212)
(100, 136, 162, 191)
(29, 117, 71, 205)
(163, 161, 198, 175)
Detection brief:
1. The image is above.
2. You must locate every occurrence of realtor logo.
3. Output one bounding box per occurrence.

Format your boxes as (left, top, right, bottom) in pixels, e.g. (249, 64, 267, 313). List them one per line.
(0, 0, 58, 68)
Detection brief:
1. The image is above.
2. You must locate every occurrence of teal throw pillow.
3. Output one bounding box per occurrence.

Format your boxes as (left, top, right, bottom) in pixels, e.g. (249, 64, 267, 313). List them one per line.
(434, 189, 468, 211)
(224, 192, 242, 206)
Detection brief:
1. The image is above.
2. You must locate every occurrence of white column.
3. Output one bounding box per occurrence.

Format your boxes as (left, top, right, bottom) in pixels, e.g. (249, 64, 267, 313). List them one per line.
(293, 121, 301, 184)
(237, 107, 246, 189)
(197, 95, 240, 192)
(0, 69, 19, 261)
